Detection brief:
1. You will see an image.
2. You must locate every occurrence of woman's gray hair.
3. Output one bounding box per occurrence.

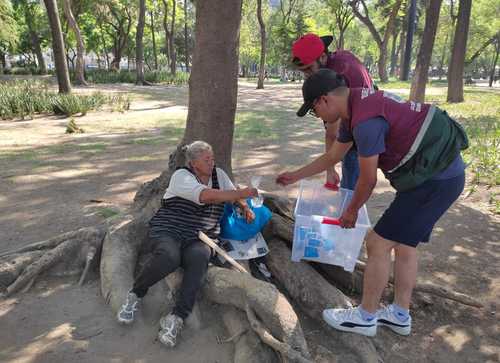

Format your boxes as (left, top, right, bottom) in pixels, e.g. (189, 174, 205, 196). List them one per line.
(184, 140, 213, 165)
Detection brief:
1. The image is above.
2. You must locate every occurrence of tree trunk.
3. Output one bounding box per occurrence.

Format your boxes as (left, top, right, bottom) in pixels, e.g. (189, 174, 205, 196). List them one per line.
(350, 0, 402, 83)
(398, 27, 406, 79)
(409, 0, 442, 102)
(162, 0, 170, 66)
(489, 40, 500, 87)
(401, 0, 417, 81)
(181, 0, 243, 176)
(136, 0, 146, 84)
(389, 31, 399, 76)
(184, 0, 189, 72)
(447, 0, 472, 103)
(24, 4, 48, 75)
(62, 0, 87, 85)
(377, 45, 389, 82)
(150, 10, 158, 70)
(256, 0, 266, 90)
(169, 0, 177, 75)
(43, 0, 71, 93)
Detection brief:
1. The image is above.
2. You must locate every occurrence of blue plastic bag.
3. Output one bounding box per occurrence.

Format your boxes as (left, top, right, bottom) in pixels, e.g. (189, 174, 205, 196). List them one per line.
(220, 199, 272, 241)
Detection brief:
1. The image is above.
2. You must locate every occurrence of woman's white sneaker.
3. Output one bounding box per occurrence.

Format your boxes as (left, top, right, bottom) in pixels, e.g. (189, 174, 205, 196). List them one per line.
(376, 305, 412, 336)
(322, 307, 377, 337)
(117, 291, 140, 324)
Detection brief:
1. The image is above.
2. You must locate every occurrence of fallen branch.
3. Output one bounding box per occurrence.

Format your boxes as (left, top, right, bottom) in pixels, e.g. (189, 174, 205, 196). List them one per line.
(79, 246, 97, 286)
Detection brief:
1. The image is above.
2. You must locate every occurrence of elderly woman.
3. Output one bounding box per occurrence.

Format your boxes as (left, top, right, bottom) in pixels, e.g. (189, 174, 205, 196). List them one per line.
(117, 141, 257, 347)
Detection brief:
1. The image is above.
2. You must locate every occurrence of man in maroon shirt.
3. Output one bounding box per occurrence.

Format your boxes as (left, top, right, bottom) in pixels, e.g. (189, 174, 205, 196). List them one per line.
(292, 33, 374, 190)
(277, 69, 467, 337)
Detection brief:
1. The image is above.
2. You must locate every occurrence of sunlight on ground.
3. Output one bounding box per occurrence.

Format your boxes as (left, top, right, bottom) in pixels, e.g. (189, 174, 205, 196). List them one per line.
(5, 323, 79, 363)
(434, 326, 471, 352)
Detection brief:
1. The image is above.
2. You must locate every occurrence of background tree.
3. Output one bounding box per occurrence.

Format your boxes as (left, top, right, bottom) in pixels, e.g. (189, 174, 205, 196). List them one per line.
(349, 0, 403, 82)
(101, 0, 134, 70)
(43, 0, 71, 93)
(256, 0, 267, 89)
(0, 0, 18, 72)
(62, 0, 87, 84)
(409, 0, 442, 102)
(181, 0, 243, 175)
(447, 0, 472, 102)
(400, 0, 416, 80)
(327, 0, 354, 50)
(136, 0, 146, 84)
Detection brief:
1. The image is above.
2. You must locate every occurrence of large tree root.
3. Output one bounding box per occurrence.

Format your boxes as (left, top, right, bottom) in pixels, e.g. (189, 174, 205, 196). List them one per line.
(0, 227, 105, 296)
(265, 238, 380, 363)
(267, 211, 483, 308)
(203, 266, 311, 362)
(222, 306, 278, 363)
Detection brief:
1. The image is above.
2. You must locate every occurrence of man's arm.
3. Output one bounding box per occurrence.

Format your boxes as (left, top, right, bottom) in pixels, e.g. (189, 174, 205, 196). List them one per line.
(340, 155, 378, 228)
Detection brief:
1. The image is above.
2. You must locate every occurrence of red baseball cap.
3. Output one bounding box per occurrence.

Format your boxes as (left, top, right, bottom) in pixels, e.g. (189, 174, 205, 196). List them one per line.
(292, 33, 325, 66)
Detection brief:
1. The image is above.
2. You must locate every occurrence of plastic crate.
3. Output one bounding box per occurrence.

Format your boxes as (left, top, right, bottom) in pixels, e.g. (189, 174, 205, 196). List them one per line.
(292, 180, 371, 272)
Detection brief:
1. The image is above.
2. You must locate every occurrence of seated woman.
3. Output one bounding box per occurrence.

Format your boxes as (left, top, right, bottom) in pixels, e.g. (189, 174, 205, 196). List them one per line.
(117, 140, 257, 348)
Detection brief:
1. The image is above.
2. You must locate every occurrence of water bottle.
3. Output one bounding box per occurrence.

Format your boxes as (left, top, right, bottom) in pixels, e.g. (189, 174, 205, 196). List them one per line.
(250, 175, 263, 208)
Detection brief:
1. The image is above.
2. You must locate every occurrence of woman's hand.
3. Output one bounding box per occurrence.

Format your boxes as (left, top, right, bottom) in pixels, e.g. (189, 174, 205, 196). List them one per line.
(242, 206, 256, 223)
(340, 207, 358, 229)
(276, 171, 300, 186)
(238, 187, 258, 199)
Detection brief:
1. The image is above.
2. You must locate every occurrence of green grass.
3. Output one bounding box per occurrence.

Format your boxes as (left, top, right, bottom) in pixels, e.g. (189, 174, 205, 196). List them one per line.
(380, 82, 499, 213)
(95, 207, 120, 219)
(0, 80, 123, 119)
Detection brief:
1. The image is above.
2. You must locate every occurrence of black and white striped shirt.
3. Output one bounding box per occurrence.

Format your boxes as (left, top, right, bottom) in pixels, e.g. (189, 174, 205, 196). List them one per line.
(149, 167, 228, 241)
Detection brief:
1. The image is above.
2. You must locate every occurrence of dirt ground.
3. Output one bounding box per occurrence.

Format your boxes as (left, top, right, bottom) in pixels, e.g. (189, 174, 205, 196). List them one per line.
(0, 80, 499, 363)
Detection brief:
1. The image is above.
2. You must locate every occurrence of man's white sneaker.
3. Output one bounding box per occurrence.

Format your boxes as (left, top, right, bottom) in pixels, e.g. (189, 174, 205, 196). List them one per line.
(158, 313, 184, 348)
(322, 307, 377, 337)
(377, 305, 412, 336)
(117, 291, 140, 324)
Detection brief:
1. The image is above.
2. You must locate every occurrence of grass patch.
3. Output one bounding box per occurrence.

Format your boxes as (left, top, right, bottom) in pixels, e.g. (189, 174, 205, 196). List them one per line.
(96, 207, 120, 219)
(0, 80, 121, 119)
(80, 69, 189, 85)
(77, 143, 107, 153)
(124, 155, 160, 162)
(128, 137, 165, 145)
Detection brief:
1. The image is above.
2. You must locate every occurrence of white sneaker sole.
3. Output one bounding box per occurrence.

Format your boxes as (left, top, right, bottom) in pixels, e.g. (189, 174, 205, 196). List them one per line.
(378, 320, 411, 336)
(117, 313, 134, 325)
(322, 310, 377, 337)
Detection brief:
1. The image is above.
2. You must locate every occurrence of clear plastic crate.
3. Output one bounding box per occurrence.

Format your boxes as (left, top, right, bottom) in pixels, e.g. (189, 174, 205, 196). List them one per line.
(292, 180, 371, 272)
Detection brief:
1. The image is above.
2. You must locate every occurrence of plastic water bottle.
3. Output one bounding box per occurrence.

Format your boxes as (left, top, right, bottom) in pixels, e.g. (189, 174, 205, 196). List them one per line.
(250, 175, 263, 208)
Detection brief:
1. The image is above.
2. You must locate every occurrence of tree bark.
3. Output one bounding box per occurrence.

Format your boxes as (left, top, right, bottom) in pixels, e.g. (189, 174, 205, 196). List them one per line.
(489, 39, 500, 87)
(169, 0, 177, 75)
(400, 0, 417, 81)
(43, 0, 71, 93)
(389, 31, 399, 76)
(409, 0, 443, 102)
(184, 0, 189, 72)
(182, 0, 243, 176)
(256, 0, 266, 89)
(447, 0, 472, 103)
(150, 9, 158, 70)
(62, 0, 87, 85)
(136, 0, 146, 84)
(162, 0, 170, 66)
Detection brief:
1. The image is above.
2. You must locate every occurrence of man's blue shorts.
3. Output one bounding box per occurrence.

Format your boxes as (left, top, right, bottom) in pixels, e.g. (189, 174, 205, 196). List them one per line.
(374, 172, 465, 247)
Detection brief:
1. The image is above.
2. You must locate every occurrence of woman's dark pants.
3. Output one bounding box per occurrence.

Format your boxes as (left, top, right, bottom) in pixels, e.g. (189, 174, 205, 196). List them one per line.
(131, 234, 211, 320)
